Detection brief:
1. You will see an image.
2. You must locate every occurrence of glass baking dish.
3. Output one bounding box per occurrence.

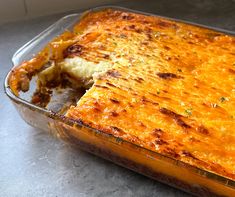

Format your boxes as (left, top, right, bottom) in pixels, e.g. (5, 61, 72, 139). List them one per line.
(4, 6, 235, 197)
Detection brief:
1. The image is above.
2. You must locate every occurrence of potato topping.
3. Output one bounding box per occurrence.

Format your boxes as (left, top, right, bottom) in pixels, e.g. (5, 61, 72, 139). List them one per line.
(65, 9, 235, 180)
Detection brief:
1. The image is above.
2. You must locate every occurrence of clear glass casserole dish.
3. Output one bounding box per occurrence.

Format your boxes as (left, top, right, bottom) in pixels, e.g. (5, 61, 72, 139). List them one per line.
(4, 6, 235, 197)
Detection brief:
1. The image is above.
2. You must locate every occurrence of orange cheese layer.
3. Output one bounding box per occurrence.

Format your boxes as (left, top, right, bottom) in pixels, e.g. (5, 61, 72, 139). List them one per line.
(66, 9, 235, 179)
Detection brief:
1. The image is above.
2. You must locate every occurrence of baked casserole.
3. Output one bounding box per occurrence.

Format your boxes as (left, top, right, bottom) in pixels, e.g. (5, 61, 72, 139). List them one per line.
(8, 8, 235, 196)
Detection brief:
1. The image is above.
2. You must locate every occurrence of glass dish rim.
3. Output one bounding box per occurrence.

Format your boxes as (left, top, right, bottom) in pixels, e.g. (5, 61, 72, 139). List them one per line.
(4, 5, 235, 189)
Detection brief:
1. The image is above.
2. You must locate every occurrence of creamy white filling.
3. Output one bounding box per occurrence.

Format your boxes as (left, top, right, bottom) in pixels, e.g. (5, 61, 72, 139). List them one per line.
(60, 57, 113, 80)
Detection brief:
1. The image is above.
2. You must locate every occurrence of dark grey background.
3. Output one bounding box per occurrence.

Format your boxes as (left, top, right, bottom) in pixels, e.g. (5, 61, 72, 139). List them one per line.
(0, 0, 234, 196)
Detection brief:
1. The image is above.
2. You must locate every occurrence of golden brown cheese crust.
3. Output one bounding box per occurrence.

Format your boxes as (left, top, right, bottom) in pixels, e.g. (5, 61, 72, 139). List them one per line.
(65, 9, 235, 179)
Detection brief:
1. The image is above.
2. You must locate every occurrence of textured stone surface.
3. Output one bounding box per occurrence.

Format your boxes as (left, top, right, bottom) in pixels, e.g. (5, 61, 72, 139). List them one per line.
(0, 0, 234, 196)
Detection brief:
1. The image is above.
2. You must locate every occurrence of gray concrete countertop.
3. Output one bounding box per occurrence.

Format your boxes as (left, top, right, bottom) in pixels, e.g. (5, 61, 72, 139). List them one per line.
(1, 0, 234, 196)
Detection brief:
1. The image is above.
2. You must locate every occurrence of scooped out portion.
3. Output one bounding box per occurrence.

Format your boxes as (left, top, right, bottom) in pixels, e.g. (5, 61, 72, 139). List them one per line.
(33, 52, 116, 108)
(37, 55, 114, 89)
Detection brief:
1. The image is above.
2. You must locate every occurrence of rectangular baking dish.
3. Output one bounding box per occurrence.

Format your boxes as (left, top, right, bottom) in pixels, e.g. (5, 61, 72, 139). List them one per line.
(4, 6, 235, 197)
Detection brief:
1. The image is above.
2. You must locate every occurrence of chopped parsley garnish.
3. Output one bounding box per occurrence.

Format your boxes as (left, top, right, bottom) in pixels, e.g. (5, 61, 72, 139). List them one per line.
(219, 97, 228, 103)
(185, 108, 192, 116)
(154, 31, 161, 38)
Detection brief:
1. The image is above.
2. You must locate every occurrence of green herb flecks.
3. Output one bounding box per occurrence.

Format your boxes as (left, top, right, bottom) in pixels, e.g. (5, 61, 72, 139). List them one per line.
(154, 31, 161, 38)
(185, 108, 192, 116)
(219, 96, 228, 103)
